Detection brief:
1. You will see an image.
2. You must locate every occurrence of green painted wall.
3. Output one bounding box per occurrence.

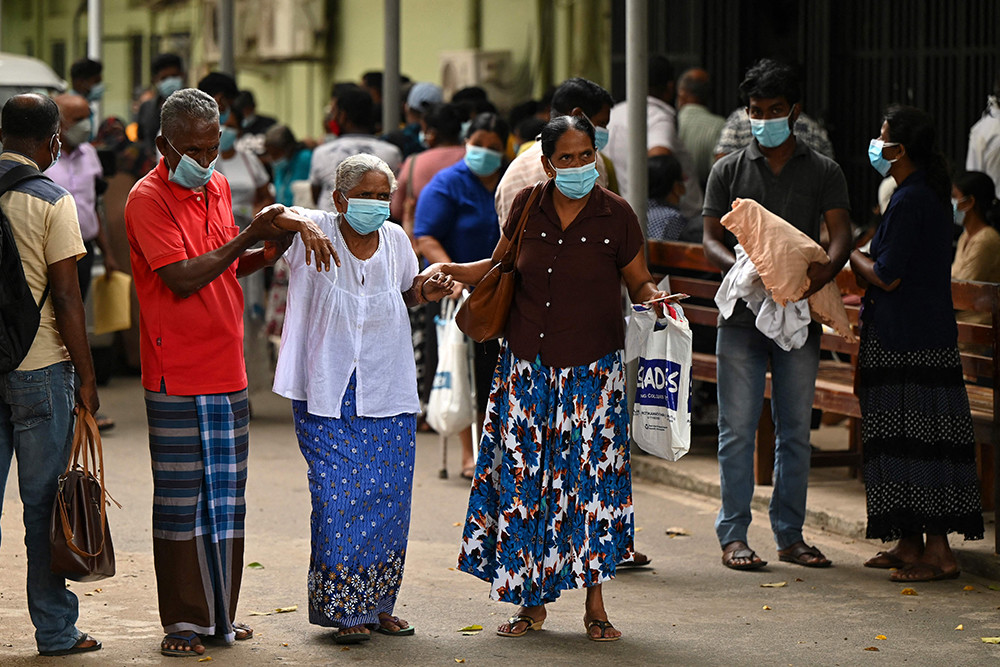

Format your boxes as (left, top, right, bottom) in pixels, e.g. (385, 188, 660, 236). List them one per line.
(0, 0, 611, 141)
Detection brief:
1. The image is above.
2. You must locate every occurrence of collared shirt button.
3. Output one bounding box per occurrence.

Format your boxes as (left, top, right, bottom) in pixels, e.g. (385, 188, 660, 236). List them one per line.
(539, 333, 544, 339)
(581, 236, 586, 242)
(545, 301, 551, 307)
(541, 232, 547, 237)
(558, 239, 563, 244)
(547, 267, 553, 273)
(604, 238, 610, 244)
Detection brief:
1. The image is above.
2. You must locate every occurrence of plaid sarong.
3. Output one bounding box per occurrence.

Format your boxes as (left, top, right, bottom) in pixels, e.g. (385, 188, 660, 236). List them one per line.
(146, 387, 249, 642)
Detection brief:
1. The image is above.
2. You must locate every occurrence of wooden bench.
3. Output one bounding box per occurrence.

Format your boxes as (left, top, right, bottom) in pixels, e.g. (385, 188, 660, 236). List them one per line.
(646, 240, 1000, 551)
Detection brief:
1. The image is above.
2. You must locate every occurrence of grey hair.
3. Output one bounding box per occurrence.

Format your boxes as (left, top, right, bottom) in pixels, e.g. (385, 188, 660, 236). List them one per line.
(160, 88, 219, 139)
(334, 153, 398, 195)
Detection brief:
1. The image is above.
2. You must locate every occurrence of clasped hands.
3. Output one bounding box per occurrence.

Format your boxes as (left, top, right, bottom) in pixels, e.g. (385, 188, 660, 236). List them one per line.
(249, 204, 340, 271)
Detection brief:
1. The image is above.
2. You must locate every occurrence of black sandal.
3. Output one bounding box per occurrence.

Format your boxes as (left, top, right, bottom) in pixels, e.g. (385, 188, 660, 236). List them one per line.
(722, 541, 767, 570)
(160, 632, 204, 657)
(39, 634, 102, 657)
(778, 541, 832, 568)
(584, 618, 621, 642)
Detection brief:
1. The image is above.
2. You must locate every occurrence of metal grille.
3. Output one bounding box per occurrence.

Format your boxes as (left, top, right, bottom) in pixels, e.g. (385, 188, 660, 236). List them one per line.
(611, 0, 1000, 222)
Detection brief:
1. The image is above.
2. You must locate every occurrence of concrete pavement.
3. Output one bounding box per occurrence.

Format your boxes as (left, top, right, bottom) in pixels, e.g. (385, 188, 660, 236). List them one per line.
(1, 376, 999, 665)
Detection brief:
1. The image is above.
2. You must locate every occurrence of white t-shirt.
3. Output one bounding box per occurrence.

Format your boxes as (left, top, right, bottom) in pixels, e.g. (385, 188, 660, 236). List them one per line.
(606, 96, 704, 221)
(272, 209, 420, 418)
(217, 150, 269, 227)
(966, 96, 1000, 198)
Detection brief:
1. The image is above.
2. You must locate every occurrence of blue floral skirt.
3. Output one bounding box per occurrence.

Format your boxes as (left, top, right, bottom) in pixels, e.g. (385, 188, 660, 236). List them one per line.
(292, 373, 416, 628)
(458, 344, 634, 606)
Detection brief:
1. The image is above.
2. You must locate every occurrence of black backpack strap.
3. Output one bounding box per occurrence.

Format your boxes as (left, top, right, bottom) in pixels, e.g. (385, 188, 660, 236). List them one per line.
(0, 163, 44, 196)
(0, 163, 50, 307)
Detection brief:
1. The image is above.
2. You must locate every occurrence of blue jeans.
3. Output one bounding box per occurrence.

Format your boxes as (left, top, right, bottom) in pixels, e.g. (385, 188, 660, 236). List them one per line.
(0, 362, 83, 652)
(714, 324, 820, 550)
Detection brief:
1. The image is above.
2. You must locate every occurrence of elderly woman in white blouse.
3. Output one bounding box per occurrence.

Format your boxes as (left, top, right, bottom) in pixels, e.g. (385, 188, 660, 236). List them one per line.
(272, 154, 452, 644)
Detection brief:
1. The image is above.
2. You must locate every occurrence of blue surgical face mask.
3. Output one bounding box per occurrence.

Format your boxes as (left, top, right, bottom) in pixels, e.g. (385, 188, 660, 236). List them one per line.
(460, 120, 472, 139)
(464, 145, 503, 176)
(551, 161, 599, 199)
(165, 138, 217, 189)
(48, 135, 61, 168)
(342, 197, 390, 235)
(868, 139, 899, 177)
(594, 126, 610, 152)
(156, 76, 184, 99)
(86, 82, 105, 103)
(750, 114, 792, 148)
(418, 130, 427, 148)
(219, 126, 238, 153)
(952, 198, 967, 226)
(218, 108, 230, 125)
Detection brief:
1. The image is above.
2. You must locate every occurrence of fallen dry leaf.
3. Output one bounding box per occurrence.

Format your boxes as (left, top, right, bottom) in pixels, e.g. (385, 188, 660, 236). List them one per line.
(864, 646, 880, 652)
(963, 585, 975, 591)
(760, 582, 787, 588)
(458, 625, 482, 632)
(795, 578, 804, 582)
(982, 637, 1000, 644)
(988, 584, 1000, 591)
(875, 634, 887, 640)
(281, 642, 289, 647)
(94, 588, 102, 593)
(247, 610, 272, 616)
(635, 526, 643, 532)
(448, 567, 456, 571)
(198, 657, 212, 663)
(341, 646, 350, 651)
(275, 606, 298, 613)
(665, 527, 690, 536)
(955, 624, 964, 631)
(453, 522, 462, 527)
(762, 605, 771, 610)
(900, 588, 918, 596)
(455, 659, 466, 663)
(246, 562, 264, 569)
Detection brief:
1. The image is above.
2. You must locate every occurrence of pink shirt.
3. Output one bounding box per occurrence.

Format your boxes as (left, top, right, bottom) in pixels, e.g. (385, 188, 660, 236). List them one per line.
(45, 142, 103, 241)
(390, 146, 466, 221)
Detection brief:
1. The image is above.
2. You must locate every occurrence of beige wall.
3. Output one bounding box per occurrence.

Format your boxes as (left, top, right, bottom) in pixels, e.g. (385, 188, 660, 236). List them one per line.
(1, 0, 612, 141)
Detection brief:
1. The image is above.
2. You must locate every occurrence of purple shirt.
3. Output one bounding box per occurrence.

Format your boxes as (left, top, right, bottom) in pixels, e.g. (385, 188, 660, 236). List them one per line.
(46, 142, 103, 241)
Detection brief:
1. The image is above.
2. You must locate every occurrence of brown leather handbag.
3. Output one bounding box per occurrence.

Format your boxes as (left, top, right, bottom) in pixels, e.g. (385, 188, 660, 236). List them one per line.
(50, 408, 118, 582)
(456, 184, 543, 343)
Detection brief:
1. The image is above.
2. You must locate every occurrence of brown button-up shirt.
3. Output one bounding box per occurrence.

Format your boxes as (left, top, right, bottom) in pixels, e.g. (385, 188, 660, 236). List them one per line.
(503, 179, 644, 367)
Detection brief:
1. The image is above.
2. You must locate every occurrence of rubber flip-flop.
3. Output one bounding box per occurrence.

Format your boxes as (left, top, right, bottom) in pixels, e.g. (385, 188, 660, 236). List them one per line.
(159, 631, 204, 657)
(864, 551, 908, 569)
(333, 629, 372, 645)
(778, 542, 832, 568)
(369, 616, 415, 636)
(39, 634, 102, 657)
(889, 563, 960, 582)
(617, 553, 653, 569)
(233, 622, 253, 640)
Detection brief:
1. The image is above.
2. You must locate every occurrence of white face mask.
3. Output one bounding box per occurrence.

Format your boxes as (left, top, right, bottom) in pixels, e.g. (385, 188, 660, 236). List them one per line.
(63, 118, 92, 147)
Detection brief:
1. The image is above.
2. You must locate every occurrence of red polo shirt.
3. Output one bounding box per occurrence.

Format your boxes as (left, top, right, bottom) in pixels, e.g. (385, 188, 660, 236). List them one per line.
(125, 158, 247, 395)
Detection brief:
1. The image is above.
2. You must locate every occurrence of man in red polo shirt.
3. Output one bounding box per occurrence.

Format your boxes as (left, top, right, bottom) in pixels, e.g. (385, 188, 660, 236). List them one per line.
(125, 88, 335, 658)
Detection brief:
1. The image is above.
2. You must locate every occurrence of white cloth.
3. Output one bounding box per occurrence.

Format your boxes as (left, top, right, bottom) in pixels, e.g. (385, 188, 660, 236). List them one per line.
(272, 209, 420, 418)
(216, 150, 269, 227)
(715, 245, 811, 351)
(966, 96, 1000, 198)
(493, 140, 610, 229)
(309, 134, 403, 212)
(605, 96, 704, 221)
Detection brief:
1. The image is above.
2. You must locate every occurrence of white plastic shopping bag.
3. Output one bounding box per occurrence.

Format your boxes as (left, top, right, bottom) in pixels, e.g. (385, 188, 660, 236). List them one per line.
(426, 295, 475, 436)
(629, 302, 693, 461)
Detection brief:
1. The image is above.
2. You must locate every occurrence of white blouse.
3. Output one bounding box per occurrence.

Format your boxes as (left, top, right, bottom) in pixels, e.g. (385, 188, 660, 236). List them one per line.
(272, 210, 420, 418)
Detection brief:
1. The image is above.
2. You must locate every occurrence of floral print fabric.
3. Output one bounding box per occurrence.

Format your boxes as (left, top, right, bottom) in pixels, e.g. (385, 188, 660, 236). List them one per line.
(458, 344, 634, 606)
(292, 373, 416, 628)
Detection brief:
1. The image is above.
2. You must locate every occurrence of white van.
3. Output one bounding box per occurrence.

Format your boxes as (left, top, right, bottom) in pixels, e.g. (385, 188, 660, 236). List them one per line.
(0, 52, 66, 111)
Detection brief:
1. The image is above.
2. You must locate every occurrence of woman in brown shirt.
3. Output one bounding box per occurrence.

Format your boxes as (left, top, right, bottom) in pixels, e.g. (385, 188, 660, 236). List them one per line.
(443, 115, 667, 642)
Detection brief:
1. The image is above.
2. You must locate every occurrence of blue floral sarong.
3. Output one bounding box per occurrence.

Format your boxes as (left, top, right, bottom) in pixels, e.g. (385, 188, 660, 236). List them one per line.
(293, 372, 416, 628)
(458, 343, 634, 605)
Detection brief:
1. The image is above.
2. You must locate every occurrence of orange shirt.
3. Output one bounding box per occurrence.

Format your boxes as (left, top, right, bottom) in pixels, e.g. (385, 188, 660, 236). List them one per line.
(125, 159, 247, 395)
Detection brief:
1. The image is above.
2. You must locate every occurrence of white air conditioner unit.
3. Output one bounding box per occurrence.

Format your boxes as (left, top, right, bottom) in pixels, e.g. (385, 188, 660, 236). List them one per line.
(257, 0, 325, 61)
(440, 49, 512, 106)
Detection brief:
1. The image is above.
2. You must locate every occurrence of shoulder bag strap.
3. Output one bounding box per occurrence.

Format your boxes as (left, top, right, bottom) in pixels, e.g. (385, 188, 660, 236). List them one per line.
(501, 183, 543, 269)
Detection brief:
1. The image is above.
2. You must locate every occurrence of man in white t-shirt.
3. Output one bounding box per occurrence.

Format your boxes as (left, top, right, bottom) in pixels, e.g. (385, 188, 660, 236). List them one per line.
(966, 76, 1000, 198)
(310, 88, 402, 211)
(605, 55, 704, 223)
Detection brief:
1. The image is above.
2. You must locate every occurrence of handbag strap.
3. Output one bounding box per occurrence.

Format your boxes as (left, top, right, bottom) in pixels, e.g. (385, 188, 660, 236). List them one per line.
(501, 183, 543, 270)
